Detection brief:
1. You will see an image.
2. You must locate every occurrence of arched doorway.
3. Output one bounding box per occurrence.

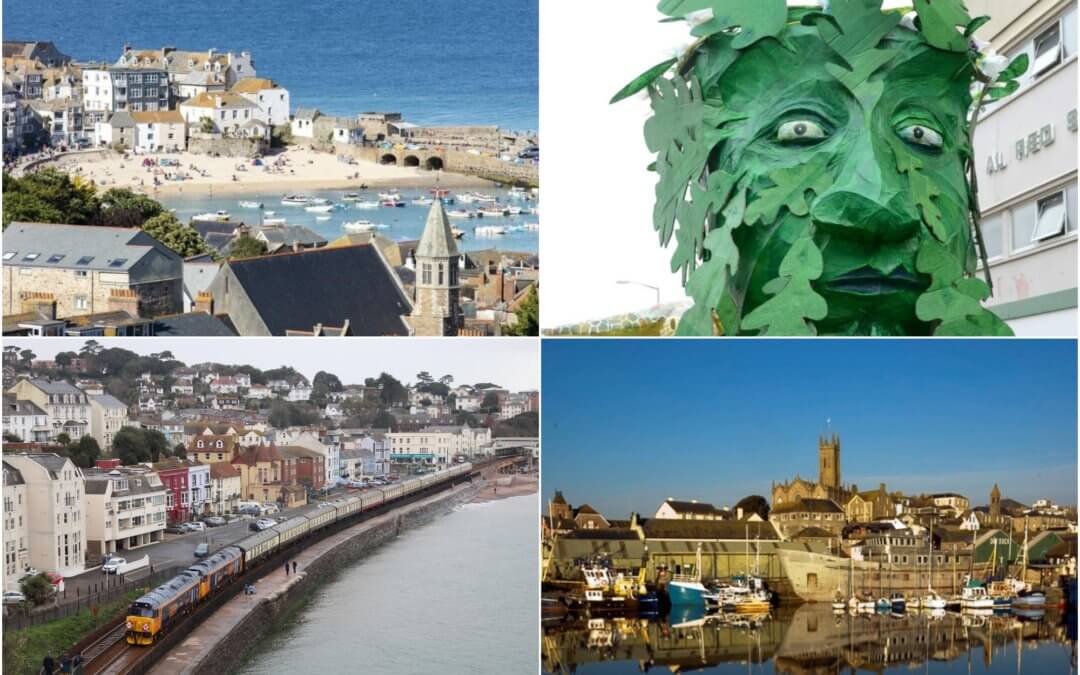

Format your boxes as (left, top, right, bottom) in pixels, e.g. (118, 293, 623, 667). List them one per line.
(403, 155, 420, 167)
(425, 156, 444, 171)
(380, 154, 397, 165)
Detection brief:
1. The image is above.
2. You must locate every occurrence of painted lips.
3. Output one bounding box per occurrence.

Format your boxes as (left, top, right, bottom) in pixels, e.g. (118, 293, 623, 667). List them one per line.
(825, 266, 926, 295)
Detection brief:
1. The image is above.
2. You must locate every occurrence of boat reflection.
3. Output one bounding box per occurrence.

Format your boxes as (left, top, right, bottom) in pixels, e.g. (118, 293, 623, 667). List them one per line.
(542, 604, 1074, 673)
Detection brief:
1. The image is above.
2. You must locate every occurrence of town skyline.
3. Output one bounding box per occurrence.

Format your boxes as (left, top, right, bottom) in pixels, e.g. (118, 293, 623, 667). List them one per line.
(542, 340, 1078, 515)
(6, 338, 539, 391)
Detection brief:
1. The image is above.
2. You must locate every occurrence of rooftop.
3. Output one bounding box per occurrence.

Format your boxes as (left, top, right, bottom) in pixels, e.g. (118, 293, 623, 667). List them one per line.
(3, 222, 179, 272)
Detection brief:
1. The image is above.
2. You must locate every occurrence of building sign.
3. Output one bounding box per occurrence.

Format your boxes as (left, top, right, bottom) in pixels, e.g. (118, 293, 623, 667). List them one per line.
(985, 109, 1076, 175)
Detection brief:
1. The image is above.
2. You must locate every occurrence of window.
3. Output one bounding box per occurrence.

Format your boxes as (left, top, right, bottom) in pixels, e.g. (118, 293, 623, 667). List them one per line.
(1031, 192, 1066, 241)
(76, 256, 94, 265)
(46, 254, 65, 263)
(2, 251, 15, 260)
(75, 296, 89, 310)
(1011, 200, 1038, 251)
(1067, 183, 1077, 233)
(1033, 23, 1062, 77)
(23, 252, 40, 261)
(109, 258, 127, 267)
(421, 263, 432, 285)
(437, 263, 444, 285)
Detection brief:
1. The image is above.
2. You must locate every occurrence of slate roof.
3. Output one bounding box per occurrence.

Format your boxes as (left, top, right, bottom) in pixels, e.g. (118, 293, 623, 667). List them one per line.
(792, 527, 834, 539)
(2, 395, 46, 416)
(2, 461, 24, 486)
(223, 245, 411, 336)
(15, 453, 71, 478)
(278, 446, 323, 460)
(415, 200, 458, 258)
(663, 499, 722, 515)
(3, 223, 179, 272)
(89, 394, 128, 410)
(254, 225, 326, 249)
(109, 111, 135, 128)
(153, 313, 237, 336)
(27, 378, 84, 396)
(294, 107, 319, 121)
(83, 468, 165, 495)
(771, 498, 844, 515)
(639, 517, 779, 541)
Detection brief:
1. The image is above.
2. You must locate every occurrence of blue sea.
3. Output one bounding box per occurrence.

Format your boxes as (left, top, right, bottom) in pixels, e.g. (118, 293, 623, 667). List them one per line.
(161, 187, 540, 253)
(1, 0, 537, 131)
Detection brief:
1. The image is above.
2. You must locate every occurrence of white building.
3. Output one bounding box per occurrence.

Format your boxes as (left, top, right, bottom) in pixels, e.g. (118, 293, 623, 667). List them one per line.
(179, 91, 266, 138)
(387, 423, 493, 467)
(88, 394, 129, 451)
(3, 461, 30, 590)
(231, 78, 290, 126)
(290, 107, 320, 139)
(2, 395, 51, 443)
(131, 110, 186, 153)
(6, 378, 90, 441)
(970, 0, 1078, 335)
(210, 376, 240, 394)
(3, 453, 86, 577)
(287, 386, 312, 402)
(208, 462, 242, 516)
(246, 384, 272, 400)
(171, 378, 195, 395)
(83, 466, 166, 557)
(187, 461, 211, 517)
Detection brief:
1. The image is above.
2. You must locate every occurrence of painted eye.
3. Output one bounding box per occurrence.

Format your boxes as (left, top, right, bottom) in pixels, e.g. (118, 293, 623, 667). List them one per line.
(777, 120, 827, 143)
(898, 124, 943, 149)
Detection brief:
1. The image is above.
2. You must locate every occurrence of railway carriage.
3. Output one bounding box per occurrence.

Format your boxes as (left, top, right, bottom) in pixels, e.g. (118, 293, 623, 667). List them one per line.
(271, 516, 310, 547)
(383, 483, 405, 501)
(234, 527, 281, 566)
(300, 503, 337, 531)
(360, 490, 385, 511)
(334, 496, 363, 519)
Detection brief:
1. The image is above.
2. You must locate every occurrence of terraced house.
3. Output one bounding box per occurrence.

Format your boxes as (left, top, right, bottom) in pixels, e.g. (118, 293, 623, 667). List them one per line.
(6, 377, 90, 441)
(2, 223, 184, 322)
(83, 463, 167, 557)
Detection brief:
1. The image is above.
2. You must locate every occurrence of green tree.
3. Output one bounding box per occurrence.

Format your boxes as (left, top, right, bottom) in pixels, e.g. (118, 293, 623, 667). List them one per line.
(481, 391, 500, 412)
(97, 188, 162, 227)
(372, 409, 396, 430)
(377, 373, 408, 407)
(493, 411, 538, 437)
(54, 352, 76, 369)
(18, 349, 35, 370)
(230, 234, 268, 259)
(503, 285, 539, 336)
(19, 573, 53, 606)
(142, 213, 214, 258)
(734, 495, 770, 521)
(3, 433, 23, 443)
(67, 436, 102, 468)
(173, 443, 187, 459)
(271, 124, 292, 147)
(199, 117, 215, 134)
(1, 169, 100, 229)
(55, 433, 71, 447)
(80, 340, 103, 357)
(112, 427, 151, 465)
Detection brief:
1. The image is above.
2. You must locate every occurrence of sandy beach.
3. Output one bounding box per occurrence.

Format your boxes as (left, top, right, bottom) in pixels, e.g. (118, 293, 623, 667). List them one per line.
(472, 474, 538, 503)
(30, 146, 494, 197)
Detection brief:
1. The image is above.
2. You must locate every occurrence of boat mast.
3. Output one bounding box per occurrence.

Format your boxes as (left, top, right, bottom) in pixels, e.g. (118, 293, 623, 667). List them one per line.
(928, 518, 934, 593)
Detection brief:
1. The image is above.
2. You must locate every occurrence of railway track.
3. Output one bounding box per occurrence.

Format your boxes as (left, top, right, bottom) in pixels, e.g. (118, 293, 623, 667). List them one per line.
(77, 621, 147, 675)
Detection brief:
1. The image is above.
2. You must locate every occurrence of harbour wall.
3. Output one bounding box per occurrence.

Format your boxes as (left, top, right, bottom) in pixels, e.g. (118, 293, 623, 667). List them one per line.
(149, 481, 482, 675)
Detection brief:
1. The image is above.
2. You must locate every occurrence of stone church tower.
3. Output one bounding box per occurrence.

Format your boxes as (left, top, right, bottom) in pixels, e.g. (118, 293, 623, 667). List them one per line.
(410, 200, 461, 336)
(990, 483, 1001, 518)
(818, 433, 840, 493)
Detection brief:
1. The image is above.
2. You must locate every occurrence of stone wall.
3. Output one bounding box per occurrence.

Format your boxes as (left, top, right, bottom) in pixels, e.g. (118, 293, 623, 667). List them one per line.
(188, 135, 267, 158)
(187, 482, 481, 675)
(3, 267, 180, 319)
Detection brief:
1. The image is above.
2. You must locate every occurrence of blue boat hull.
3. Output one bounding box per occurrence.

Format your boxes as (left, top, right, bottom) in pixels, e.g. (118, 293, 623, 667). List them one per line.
(667, 581, 706, 607)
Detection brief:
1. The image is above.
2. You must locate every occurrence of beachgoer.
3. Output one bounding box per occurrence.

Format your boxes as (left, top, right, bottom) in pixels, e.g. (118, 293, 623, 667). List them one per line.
(292, 561, 297, 575)
(284, 561, 289, 576)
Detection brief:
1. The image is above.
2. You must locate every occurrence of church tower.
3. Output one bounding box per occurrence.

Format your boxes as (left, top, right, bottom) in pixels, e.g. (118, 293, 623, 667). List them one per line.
(819, 433, 840, 494)
(990, 483, 1001, 518)
(410, 200, 461, 336)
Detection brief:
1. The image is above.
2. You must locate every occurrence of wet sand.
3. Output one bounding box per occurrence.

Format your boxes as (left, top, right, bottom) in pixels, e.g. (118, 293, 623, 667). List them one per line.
(472, 474, 538, 503)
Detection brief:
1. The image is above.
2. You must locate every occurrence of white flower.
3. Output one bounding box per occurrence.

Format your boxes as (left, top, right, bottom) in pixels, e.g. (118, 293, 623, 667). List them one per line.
(899, 11, 918, 31)
(970, 37, 991, 52)
(685, 9, 713, 28)
(980, 51, 1009, 80)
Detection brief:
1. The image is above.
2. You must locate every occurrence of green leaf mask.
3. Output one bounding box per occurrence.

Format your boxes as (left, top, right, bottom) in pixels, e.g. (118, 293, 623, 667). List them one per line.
(622, 1, 1014, 336)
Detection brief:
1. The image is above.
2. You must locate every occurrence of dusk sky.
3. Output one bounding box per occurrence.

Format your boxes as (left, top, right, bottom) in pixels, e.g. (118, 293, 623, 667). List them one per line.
(542, 340, 1078, 517)
(8, 338, 539, 391)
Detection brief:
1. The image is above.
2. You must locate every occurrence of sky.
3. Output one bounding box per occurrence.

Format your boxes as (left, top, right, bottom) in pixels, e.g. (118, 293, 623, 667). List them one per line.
(7, 338, 539, 391)
(542, 339, 1079, 517)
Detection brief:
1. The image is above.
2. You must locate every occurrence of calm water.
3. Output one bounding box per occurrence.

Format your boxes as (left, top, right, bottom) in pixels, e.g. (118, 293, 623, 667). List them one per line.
(544, 605, 1077, 674)
(1, 0, 537, 130)
(159, 187, 539, 254)
(235, 495, 537, 675)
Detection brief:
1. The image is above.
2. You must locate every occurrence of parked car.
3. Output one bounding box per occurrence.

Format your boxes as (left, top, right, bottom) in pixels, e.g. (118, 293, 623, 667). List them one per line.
(249, 518, 276, 532)
(204, 516, 226, 527)
(187, 521, 206, 532)
(194, 543, 209, 558)
(2, 591, 26, 605)
(102, 558, 126, 574)
(261, 503, 280, 515)
(164, 525, 187, 534)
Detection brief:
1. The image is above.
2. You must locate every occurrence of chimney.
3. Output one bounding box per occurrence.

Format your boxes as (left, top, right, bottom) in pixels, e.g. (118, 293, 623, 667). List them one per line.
(107, 288, 140, 317)
(737, 507, 744, 520)
(194, 291, 214, 315)
(19, 291, 57, 319)
(96, 458, 121, 469)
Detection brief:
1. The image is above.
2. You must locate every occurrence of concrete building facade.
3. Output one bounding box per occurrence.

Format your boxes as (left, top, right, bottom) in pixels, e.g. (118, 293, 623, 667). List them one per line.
(4, 453, 86, 577)
(88, 394, 129, 450)
(83, 465, 166, 557)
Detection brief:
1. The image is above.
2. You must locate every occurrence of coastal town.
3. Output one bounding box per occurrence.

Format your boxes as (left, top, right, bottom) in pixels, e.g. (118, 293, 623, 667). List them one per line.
(2, 40, 540, 337)
(0, 340, 539, 672)
(541, 432, 1078, 670)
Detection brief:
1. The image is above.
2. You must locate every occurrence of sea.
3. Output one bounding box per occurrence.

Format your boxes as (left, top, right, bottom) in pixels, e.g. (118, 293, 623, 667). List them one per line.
(234, 494, 537, 675)
(1, 0, 537, 131)
(160, 187, 539, 254)
(543, 604, 1077, 674)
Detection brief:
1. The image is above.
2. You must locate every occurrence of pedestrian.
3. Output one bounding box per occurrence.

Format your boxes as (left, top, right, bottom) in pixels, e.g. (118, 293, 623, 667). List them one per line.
(292, 561, 297, 575)
(42, 655, 55, 675)
(284, 561, 289, 576)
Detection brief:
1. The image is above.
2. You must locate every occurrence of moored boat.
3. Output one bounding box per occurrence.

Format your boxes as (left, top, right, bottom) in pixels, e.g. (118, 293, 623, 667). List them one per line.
(447, 209, 475, 219)
(281, 195, 312, 205)
(377, 191, 401, 200)
(960, 579, 994, 610)
(193, 210, 230, 222)
(474, 225, 507, 236)
(353, 200, 380, 209)
(380, 199, 406, 208)
(238, 200, 263, 209)
(341, 193, 363, 201)
(451, 227, 466, 239)
(305, 204, 335, 213)
(263, 217, 287, 225)
(343, 220, 376, 233)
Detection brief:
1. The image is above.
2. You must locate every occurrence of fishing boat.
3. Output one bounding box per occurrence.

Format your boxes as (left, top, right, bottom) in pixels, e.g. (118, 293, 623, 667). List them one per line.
(831, 591, 847, 611)
(341, 193, 363, 201)
(305, 204, 334, 213)
(411, 197, 434, 206)
(667, 578, 710, 607)
(920, 590, 947, 610)
(890, 592, 906, 613)
(380, 199, 406, 208)
(238, 200, 263, 209)
(353, 200, 380, 209)
(447, 209, 475, 219)
(310, 197, 330, 205)
(263, 217, 287, 225)
(343, 220, 376, 233)
(378, 191, 401, 200)
(193, 210, 230, 222)
(474, 225, 507, 236)
(281, 195, 311, 205)
(875, 597, 892, 612)
(960, 579, 995, 609)
(479, 206, 509, 218)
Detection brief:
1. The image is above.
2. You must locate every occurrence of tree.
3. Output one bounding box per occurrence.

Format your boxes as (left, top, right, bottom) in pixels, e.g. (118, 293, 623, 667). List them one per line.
(80, 340, 103, 357)
(173, 443, 187, 459)
(18, 349, 36, 370)
(311, 371, 344, 407)
(268, 401, 319, 428)
(481, 391, 500, 412)
(271, 124, 292, 147)
(503, 285, 539, 336)
(493, 411, 538, 437)
(67, 436, 101, 468)
(142, 213, 214, 258)
(97, 188, 163, 227)
(229, 234, 268, 259)
(199, 117, 215, 134)
(734, 495, 770, 521)
(54, 352, 76, 369)
(416, 371, 434, 385)
(439, 375, 454, 386)
(372, 409, 396, 430)
(19, 573, 53, 606)
(377, 373, 408, 406)
(112, 427, 151, 465)
(3, 433, 23, 443)
(55, 433, 71, 447)
(2, 169, 100, 229)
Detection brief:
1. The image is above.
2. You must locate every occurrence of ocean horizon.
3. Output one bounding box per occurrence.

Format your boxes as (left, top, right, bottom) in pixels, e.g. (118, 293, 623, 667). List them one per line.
(1, 0, 538, 131)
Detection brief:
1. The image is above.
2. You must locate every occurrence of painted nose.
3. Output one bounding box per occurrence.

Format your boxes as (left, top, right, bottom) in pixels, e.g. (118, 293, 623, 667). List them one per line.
(811, 191, 921, 244)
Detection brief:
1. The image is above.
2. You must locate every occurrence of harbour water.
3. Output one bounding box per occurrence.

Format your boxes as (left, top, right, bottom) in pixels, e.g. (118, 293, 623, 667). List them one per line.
(1, 0, 537, 130)
(543, 604, 1076, 674)
(234, 495, 537, 675)
(160, 187, 539, 254)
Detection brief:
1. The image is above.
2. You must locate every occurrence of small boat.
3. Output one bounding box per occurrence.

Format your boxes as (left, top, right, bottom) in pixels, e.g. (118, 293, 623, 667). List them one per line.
(522, 222, 540, 231)
(378, 191, 401, 200)
(263, 217, 286, 225)
(305, 204, 334, 213)
(960, 580, 995, 610)
(1011, 591, 1047, 608)
(875, 598, 891, 612)
(353, 201, 380, 209)
(506, 206, 524, 215)
(474, 225, 506, 236)
(447, 209, 475, 219)
(343, 220, 376, 233)
(238, 200, 263, 209)
(341, 193, 363, 201)
(411, 197, 434, 206)
(193, 210, 230, 222)
(264, 210, 276, 216)
(429, 188, 453, 204)
(310, 197, 330, 205)
(831, 591, 847, 611)
(890, 592, 906, 613)
(281, 195, 311, 206)
(667, 579, 710, 607)
(316, 215, 332, 220)
(479, 206, 509, 218)
(920, 591, 947, 610)
(380, 199, 405, 208)
(451, 227, 466, 240)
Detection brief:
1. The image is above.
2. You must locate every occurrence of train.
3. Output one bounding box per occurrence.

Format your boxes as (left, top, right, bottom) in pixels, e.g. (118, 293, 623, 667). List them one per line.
(124, 463, 473, 645)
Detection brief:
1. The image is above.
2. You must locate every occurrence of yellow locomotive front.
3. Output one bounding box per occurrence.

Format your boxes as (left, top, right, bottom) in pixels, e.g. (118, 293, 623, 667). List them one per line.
(125, 601, 161, 645)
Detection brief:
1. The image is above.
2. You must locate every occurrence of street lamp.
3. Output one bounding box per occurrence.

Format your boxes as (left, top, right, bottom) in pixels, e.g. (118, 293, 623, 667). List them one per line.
(616, 280, 660, 306)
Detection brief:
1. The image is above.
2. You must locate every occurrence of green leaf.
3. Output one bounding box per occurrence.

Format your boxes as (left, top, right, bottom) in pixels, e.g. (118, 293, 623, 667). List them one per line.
(744, 154, 833, 225)
(656, 0, 787, 50)
(965, 16, 990, 37)
(806, 0, 901, 67)
(740, 233, 828, 335)
(913, 0, 972, 52)
(999, 53, 1029, 81)
(610, 58, 678, 104)
(678, 181, 747, 335)
(986, 79, 1020, 100)
(914, 239, 1014, 335)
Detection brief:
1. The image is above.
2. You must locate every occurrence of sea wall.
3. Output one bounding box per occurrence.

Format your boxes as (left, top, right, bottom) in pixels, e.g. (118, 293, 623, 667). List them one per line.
(187, 135, 267, 158)
(177, 482, 481, 675)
